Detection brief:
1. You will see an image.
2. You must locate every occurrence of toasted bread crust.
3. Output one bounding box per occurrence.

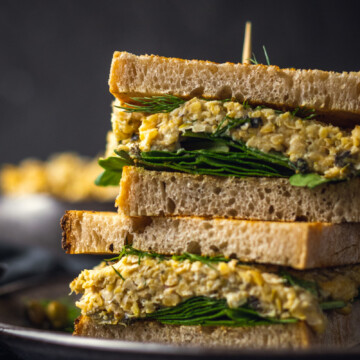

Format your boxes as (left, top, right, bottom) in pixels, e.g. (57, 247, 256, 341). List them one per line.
(61, 211, 72, 253)
(109, 51, 360, 127)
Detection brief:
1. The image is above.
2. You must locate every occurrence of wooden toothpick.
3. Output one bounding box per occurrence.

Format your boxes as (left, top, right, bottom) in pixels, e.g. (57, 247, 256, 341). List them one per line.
(242, 21, 252, 64)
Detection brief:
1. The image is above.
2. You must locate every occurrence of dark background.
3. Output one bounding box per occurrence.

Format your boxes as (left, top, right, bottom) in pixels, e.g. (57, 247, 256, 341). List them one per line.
(1, 0, 360, 165)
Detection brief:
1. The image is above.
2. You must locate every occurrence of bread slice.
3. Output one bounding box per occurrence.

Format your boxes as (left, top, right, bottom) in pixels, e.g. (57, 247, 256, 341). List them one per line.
(74, 301, 360, 348)
(61, 210, 360, 269)
(117, 166, 360, 224)
(109, 51, 360, 127)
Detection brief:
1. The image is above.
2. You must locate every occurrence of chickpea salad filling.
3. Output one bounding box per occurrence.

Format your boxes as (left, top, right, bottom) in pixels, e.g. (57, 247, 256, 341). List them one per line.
(70, 246, 360, 333)
(96, 96, 360, 188)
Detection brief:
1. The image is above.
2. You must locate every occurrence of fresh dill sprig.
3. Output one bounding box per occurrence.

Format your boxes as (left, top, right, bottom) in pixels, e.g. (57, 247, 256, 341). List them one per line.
(276, 271, 347, 310)
(320, 301, 346, 311)
(111, 266, 125, 281)
(248, 46, 271, 65)
(105, 245, 231, 269)
(249, 53, 259, 65)
(291, 107, 317, 120)
(263, 45, 271, 66)
(214, 116, 251, 136)
(172, 253, 230, 270)
(146, 296, 297, 326)
(242, 100, 251, 109)
(106, 245, 166, 265)
(116, 95, 186, 114)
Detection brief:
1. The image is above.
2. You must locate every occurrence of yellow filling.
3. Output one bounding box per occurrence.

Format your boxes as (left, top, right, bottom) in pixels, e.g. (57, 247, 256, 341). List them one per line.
(70, 257, 360, 332)
(111, 98, 360, 179)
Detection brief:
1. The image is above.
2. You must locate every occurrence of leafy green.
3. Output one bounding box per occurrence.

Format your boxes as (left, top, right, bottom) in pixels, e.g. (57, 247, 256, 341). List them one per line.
(116, 95, 186, 114)
(96, 133, 347, 189)
(143, 132, 295, 176)
(95, 169, 122, 187)
(289, 173, 338, 189)
(145, 296, 297, 326)
(97, 132, 297, 187)
(95, 150, 134, 186)
(279, 270, 319, 296)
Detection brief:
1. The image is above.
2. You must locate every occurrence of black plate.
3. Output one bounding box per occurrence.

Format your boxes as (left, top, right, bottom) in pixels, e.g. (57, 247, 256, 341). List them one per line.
(1, 276, 360, 360)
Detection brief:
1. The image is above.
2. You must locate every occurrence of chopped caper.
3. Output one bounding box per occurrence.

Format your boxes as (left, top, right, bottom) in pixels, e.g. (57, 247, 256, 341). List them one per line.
(247, 296, 262, 311)
(131, 133, 139, 141)
(250, 117, 263, 128)
(335, 151, 351, 168)
(295, 158, 309, 173)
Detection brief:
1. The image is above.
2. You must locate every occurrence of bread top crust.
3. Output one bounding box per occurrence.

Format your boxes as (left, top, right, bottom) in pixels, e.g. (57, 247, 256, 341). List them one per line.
(109, 51, 360, 128)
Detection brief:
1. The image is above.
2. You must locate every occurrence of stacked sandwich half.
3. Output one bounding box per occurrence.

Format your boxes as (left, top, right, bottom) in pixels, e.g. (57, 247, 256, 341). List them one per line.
(62, 52, 360, 349)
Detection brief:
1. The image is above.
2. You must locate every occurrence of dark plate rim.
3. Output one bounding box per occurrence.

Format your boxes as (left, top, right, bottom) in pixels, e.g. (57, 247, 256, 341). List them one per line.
(1, 321, 360, 358)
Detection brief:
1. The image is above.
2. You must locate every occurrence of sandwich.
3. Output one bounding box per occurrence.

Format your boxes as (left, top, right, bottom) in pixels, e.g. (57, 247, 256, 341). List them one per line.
(63, 52, 360, 349)
(97, 52, 360, 222)
(63, 211, 360, 348)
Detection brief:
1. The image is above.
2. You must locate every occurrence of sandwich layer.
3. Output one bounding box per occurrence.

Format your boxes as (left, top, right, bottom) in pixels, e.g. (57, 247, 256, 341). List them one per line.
(70, 249, 360, 334)
(75, 304, 360, 349)
(117, 166, 360, 223)
(109, 51, 360, 127)
(98, 52, 360, 189)
(111, 98, 360, 180)
(61, 210, 360, 269)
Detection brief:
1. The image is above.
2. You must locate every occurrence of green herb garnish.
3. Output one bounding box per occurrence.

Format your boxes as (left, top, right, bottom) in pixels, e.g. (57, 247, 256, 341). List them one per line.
(117, 95, 186, 114)
(291, 107, 317, 120)
(263, 46, 271, 66)
(111, 265, 125, 280)
(105, 245, 230, 269)
(145, 296, 297, 326)
(279, 270, 319, 296)
(214, 116, 251, 136)
(108, 245, 167, 264)
(172, 253, 230, 270)
(320, 301, 346, 311)
(249, 45, 271, 65)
